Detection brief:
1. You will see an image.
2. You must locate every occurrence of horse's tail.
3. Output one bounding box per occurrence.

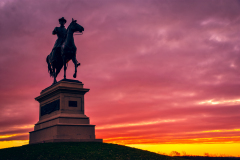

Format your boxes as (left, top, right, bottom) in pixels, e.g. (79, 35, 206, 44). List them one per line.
(46, 55, 54, 77)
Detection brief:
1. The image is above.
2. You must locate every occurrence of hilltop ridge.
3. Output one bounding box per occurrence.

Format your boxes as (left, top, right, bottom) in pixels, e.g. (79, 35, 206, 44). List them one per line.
(0, 142, 182, 160)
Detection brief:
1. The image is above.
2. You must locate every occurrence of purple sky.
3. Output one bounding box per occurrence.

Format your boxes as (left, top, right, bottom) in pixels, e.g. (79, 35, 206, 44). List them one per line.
(0, 0, 240, 146)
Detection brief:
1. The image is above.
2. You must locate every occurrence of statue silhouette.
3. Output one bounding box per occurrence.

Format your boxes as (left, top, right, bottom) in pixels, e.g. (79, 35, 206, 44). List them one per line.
(46, 18, 84, 84)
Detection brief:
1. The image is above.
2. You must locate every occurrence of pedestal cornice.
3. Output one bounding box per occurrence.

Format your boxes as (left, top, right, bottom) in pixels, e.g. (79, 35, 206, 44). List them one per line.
(35, 79, 89, 102)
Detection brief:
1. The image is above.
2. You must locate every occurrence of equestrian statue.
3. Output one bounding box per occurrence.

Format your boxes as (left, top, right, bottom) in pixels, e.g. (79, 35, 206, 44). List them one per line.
(46, 17, 84, 84)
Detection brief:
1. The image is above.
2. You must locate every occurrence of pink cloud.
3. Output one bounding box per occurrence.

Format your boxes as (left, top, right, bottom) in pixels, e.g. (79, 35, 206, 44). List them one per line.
(0, 0, 240, 145)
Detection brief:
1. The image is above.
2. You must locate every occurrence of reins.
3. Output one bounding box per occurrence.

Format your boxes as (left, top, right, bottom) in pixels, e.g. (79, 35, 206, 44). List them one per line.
(74, 32, 83, 35)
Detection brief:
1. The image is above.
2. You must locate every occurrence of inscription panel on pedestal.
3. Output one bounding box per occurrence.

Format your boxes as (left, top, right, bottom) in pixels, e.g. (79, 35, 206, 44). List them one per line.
(69, 101, 77, 107)
(64, 96, 83, 112)
(40, 99, 60, 116)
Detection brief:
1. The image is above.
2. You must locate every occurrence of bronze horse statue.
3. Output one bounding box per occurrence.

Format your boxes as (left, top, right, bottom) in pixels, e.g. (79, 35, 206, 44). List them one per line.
(46, 19, 84, 84)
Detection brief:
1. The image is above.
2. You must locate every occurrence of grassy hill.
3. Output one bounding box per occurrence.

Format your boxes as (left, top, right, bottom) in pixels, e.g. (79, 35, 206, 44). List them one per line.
(0, 142, 183, 160)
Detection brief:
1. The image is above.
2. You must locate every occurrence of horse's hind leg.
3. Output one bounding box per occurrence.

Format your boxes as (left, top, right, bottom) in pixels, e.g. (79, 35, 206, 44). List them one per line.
(72, 56, 80, 78)
(53, 67, 57, 84)
(63, 56, 67, 79)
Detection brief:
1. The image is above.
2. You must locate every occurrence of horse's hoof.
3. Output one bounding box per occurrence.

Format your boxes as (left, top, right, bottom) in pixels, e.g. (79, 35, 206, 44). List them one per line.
(73, 74, 76, 78)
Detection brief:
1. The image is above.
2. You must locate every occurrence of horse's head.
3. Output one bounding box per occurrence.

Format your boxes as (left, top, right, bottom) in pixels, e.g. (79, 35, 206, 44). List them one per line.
(69, 18, 84, 33)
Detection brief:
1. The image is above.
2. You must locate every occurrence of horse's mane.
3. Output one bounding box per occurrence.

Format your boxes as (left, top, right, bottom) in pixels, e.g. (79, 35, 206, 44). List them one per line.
(63, 22, 71, 40)
(63, 21, 76, 40)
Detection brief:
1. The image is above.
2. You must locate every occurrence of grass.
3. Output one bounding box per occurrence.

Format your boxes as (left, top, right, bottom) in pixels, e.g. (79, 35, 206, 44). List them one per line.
(0, 142, 184, 160)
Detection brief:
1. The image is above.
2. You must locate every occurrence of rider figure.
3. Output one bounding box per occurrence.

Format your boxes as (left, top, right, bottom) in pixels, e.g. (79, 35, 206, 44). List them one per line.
(51, 17, 80, 66)
(51, 17, 67, 62)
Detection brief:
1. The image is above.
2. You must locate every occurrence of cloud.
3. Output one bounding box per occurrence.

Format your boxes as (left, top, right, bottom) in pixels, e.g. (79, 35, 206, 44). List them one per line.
(0, 0, 240, 146)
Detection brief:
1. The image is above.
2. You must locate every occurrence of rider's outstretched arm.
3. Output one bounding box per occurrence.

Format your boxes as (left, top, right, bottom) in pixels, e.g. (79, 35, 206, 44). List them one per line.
(52, 27, 58, 35)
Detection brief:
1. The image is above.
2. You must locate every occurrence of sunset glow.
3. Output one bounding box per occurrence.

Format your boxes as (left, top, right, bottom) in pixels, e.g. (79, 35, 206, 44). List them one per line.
(127, 143, 240, 157)
(1, 0, 240, 157)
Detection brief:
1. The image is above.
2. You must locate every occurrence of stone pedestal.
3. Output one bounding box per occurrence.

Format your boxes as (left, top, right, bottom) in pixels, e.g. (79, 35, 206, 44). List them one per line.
(29, 79, 102, 144)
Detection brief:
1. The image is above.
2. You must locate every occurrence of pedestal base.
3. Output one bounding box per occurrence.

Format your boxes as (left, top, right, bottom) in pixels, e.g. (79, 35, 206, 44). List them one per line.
(29, 79, 102, 144)
(29, 123, 102, 144)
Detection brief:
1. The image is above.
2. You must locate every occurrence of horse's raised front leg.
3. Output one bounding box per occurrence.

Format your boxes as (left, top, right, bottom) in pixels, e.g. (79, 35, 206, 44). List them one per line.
(72, 56, 80, 78)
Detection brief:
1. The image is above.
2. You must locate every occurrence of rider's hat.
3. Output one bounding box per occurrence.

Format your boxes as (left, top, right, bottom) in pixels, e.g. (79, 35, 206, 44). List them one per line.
(59, 17, 66, 23)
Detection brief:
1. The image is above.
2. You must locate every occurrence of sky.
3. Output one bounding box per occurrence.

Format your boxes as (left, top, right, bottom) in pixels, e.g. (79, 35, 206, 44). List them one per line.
(0, 0, 240, 157)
